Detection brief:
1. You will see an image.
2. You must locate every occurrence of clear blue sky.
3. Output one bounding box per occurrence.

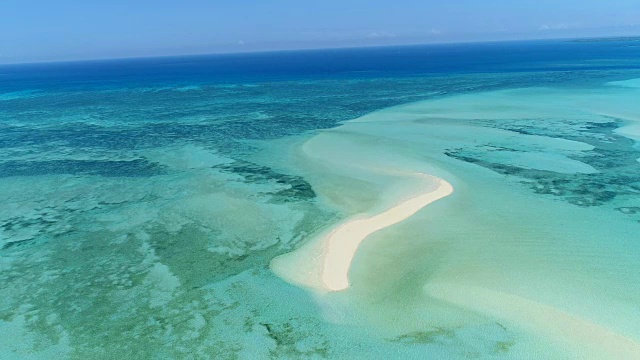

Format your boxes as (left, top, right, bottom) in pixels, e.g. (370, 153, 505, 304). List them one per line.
(1, 0, 639, 63)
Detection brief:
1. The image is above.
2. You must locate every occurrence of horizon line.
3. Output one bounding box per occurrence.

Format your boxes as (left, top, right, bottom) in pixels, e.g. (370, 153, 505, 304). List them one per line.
(2, 34, 639, 67)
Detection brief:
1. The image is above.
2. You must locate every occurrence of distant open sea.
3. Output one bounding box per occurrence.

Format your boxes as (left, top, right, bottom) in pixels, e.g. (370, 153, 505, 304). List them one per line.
(2, 39, 640, 359)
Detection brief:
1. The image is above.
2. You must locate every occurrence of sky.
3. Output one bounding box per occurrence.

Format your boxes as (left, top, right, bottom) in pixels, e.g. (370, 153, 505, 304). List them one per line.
(1, 0, 640, 64)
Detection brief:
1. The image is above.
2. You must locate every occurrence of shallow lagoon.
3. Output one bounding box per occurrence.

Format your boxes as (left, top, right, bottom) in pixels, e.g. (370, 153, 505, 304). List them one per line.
(1, 41, 640, 359)
(290, 83, 640, 358)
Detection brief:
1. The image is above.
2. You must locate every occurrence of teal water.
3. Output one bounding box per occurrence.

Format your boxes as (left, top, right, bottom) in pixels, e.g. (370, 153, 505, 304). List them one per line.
(1, 40, 640, 359)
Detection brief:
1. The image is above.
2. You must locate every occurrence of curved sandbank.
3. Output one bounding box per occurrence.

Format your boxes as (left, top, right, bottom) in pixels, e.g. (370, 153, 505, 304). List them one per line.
(272, 174, 453, 292)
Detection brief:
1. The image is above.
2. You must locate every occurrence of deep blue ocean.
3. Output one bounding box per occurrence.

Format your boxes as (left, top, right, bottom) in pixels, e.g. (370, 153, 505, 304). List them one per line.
(4, 40, 640, 87)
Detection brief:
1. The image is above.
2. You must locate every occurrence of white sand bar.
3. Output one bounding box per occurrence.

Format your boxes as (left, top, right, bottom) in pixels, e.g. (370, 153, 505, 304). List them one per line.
(322, 176, 453, 291)
(272, 174, 453, 292)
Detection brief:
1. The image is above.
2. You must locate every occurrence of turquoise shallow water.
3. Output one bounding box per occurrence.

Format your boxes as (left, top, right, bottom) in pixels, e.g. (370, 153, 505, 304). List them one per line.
(1, 40, 640, 359)
(293, 84, 640, 358)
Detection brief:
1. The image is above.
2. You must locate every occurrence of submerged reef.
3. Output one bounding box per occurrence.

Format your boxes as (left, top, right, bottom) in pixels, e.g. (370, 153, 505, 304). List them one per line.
(214, 160, 317, 202)
(0, 158, 167, 178)
(446, 119, 640, 216)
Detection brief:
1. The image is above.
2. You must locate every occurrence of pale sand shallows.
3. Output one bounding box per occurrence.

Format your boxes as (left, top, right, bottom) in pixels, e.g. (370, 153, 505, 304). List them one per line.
(425, 283, 640, 360)
(271, 174, 453, 292)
